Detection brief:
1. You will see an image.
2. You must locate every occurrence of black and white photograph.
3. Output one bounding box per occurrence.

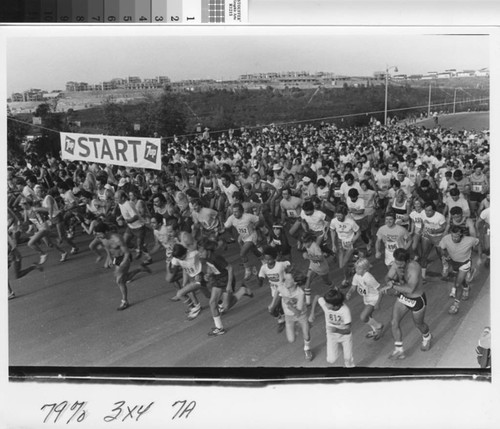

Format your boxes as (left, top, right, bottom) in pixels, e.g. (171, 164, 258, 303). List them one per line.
(1, 19, 498, 429)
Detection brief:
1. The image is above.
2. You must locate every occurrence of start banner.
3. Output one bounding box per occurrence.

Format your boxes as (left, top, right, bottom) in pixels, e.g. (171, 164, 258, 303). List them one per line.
(60, 132, 162, 170)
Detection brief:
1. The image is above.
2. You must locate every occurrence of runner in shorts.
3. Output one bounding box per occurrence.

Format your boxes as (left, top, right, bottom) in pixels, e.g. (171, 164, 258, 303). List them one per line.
(375, 210, 411, 268)
(198, 239, 253, 336)
(439, 226, 482, 314)
(329, 203, 361, 274)
(94, 222, 151, 311)
(420, 201, 446, 281)
(258, 245, 290, 333)
(270, 271, 313, 361)
(380, 248, 432, 359)
(224, 203, 263, 280)
(346, 258, 384, 340)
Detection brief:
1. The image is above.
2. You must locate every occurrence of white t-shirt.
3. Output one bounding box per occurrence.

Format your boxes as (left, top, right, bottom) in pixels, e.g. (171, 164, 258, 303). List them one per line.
(352, 272, 380, 300)
(118, 201, 144, 229)
(346, 198, 366, 221)
(171, 250, 202, 277)
(318, 298, 351, 333)
(330, 216, 360, 242)
(277, 283, 306, 317)
(221, 183, 239, 205)
(409, 209, 425, 233)
(422, 211, 446, 236)
(259, 261, 291, 296)
(224, 213, 260, 242)
(300, 210, 327, 232)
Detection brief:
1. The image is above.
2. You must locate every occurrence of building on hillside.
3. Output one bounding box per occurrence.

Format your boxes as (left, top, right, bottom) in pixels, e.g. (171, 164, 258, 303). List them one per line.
(475, 68, 489, 77)
(457, 70, 475, 77)
(23, 89, 46, 101)
(11, 93, 24, 102)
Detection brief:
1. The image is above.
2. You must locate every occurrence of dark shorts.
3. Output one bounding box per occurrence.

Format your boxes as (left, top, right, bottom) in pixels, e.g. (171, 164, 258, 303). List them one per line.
(207, 275, 235, 290)
(469, 192, 486, 202)
(449, 259, 471, 272)
(397, 293, 427, 312)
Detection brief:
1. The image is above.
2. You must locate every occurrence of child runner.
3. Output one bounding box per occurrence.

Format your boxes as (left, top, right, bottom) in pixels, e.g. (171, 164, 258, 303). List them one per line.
(169, 243, 204, 320)
(309, 288, 355, 367)
(269, 272, 313, 361)
(258, 245, 290, 333)
(346, 258, 384, 340)
(198, 239, 254, 336)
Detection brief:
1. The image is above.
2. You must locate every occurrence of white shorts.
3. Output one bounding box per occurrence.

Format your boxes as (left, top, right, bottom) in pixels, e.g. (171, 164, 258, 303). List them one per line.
(363, 293, 380, 307)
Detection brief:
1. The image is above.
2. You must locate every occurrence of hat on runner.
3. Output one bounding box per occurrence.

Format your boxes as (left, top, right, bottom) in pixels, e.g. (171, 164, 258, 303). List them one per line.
(117, 178, 128, 187)
(302, 176, 311, 183)
(272, 163, 282, 171)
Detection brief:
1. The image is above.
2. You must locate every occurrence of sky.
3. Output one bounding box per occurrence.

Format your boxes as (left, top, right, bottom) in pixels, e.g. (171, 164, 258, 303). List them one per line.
(3, 27, 491, 94)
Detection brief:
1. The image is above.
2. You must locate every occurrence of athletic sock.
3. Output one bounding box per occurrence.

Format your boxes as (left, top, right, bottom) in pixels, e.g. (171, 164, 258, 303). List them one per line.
(394, 341, 404, 351)
(421, 268, 426, 279)
(304, 339, 311, 351)
(305, 287, 311, 305)
(213, 316, 223, 329)
(423, 332, 431, 340)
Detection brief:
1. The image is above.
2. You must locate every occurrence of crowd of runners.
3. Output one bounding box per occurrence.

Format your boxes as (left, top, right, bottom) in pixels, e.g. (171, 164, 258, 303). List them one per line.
(7, 120, 490, 366)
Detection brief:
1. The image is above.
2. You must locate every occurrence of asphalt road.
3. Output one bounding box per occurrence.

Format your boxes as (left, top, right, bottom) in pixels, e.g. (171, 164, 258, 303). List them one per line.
(8, 225, 490, 369)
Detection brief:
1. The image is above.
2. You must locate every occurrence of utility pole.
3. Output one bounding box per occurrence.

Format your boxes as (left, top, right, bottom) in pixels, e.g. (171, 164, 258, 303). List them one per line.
(427, 82, 432, 117)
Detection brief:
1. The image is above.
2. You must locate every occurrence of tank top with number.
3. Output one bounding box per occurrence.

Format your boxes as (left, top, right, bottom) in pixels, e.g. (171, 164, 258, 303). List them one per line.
(392, 199, 409, 227)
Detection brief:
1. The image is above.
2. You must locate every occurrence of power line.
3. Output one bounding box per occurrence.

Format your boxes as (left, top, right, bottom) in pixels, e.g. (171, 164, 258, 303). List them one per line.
(8, 97, 489, 141)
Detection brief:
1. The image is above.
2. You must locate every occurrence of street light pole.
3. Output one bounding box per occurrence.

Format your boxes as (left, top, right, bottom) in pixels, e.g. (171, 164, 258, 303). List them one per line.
(384, 65, 397, 126)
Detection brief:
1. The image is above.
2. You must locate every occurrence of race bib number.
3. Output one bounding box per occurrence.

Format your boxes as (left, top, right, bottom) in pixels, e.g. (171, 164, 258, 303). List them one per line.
(185, 266, 197, 275)
(328, 313, 343, 325)
(341, 240, 353, 250)
(287, 209, 298, 218)
(398, 294, 416, 308)
(357, 286, 367, 295)
(472, 184, 483, 193)
(334, 190, 343, 198)
(237, 227, 249, 235)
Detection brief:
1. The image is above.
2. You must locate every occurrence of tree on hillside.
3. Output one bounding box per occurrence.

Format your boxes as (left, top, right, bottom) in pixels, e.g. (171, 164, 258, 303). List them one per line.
(31, 102, 67, 157)
(148, 91, 187, 138)
(102, 100, 131, 135)
(7, 112, 30, 160)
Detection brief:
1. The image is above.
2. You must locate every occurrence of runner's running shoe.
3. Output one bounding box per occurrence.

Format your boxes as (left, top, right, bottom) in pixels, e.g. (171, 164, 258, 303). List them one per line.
(117, 300, 129, 311)
(304, 349, 313, 361)
(39, 253, 48, 265)
(208, 327, 226, 337)
(187, 304, 201, 320)
(59, 252, 68, 262)
(448, 300, 460, 314)
(420, 334, 432, 352)
(389, 349, 406, 360)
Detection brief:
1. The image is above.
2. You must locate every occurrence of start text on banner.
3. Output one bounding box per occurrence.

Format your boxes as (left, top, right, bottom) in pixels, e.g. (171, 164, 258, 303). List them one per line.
(60, 132, 162, 170)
